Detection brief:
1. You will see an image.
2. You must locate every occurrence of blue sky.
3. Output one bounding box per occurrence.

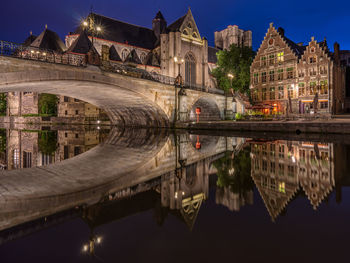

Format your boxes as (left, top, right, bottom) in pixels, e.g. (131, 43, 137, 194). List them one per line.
(1, 0, 350, 51)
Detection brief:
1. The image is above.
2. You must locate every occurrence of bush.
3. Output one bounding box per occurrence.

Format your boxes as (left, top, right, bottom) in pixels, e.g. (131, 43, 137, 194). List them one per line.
(235, 113, 243, 120)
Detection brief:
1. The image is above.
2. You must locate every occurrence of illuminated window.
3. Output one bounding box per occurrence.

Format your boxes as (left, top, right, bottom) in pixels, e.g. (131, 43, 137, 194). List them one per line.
(309, 82, 316, 95)
(277, 52, 284, 62)
(279, 182, 286, 193)
(298, 83, 305, 96)
(288, 85, 294, 98)
(320, 80, 328, 94)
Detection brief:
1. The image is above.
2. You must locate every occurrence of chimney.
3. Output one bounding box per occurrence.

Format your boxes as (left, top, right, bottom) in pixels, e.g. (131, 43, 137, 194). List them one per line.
(277, 27, 285, 36)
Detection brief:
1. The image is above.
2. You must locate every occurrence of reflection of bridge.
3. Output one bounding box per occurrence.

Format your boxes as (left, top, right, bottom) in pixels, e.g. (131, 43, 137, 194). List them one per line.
(0, 127, 238, 232)
(0, 55, 231, 126)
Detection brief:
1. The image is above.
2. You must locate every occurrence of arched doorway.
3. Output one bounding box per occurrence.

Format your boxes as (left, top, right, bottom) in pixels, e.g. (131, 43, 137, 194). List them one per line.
(185, 53, 196, 87)
(189, 97, 221, 121)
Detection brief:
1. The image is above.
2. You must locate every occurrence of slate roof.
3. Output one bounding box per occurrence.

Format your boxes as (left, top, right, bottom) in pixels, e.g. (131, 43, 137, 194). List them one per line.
(23, 34, 37, 46)
(208, 46, 219, 63)
(280, 35, 306, 59)
(154, 11, 165, 21)
(66, 30, 97, 54)
(30, 28, 66, 52)
(167, 14, 186, 32)
(109, 45, 122, 61)
(144, 52, 160, 67)
(74, 13, 157, 50)
(124, 49, 141, 64)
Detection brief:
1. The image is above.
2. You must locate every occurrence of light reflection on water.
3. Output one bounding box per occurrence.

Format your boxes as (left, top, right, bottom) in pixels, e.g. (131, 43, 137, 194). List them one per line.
(0, 129, 350, 262)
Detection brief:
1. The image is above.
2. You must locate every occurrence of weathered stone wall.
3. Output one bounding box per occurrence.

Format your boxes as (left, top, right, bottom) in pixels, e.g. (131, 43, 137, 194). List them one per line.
(0, 56, 226, 126)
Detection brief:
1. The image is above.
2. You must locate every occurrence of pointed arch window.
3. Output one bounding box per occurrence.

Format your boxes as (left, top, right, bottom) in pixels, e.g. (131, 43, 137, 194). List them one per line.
(183, 29, 189, 35)
(185, 53, 196, 86)
(140, 52, 147, 64)
(121, 49, 129, 61)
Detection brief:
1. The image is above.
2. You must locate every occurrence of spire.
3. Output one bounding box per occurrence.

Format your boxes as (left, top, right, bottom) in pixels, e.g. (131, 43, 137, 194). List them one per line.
(154, 10, 165, 20)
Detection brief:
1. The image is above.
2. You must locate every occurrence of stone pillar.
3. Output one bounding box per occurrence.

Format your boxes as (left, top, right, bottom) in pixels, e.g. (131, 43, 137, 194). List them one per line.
(225, 96, 234, 120)
(178, 88, 188, 121)
(101, 45, 109, 62)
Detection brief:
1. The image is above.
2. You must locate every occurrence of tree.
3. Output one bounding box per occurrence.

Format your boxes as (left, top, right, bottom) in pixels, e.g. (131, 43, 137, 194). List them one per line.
(212, 44, 255, 95)
(38, 93, 58, 116)
(38, 131, 58, 155)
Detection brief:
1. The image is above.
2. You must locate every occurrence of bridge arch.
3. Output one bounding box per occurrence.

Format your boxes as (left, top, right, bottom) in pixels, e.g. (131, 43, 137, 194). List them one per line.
(188, 96, 221, 121)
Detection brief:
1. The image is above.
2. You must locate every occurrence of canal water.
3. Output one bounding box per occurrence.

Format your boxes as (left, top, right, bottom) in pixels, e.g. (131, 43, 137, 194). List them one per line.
(0, 126, 350, 263)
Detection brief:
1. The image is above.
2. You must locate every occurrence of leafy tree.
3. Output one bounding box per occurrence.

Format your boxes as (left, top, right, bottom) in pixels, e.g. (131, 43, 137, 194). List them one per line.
(0, 129, 6, 153)
(212, 44, 255, 95)
(213, 147, 253, 194)
(38, 93, 58, 116)
(0, 93, 7, 116)
(38, 131, 58, 155)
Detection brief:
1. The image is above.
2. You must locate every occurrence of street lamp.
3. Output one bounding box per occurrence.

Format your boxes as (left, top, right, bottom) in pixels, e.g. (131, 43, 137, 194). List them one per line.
(173, 56, 184, 124)
(82, 234, 102, 256)
(82, 15, 103, 46)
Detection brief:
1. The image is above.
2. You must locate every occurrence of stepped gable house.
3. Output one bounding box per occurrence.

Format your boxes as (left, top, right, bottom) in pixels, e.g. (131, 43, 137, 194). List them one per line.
(250, 23, 346, 115)
(65, 9, 251, 90)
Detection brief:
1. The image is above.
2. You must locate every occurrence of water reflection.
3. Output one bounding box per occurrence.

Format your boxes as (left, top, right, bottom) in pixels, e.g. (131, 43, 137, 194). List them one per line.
(0, 127, 109, 170)
(1, 131, 350, 262)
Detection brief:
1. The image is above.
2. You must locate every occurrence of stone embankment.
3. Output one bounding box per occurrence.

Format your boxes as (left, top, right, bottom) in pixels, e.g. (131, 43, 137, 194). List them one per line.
(180, 118, 350, 134)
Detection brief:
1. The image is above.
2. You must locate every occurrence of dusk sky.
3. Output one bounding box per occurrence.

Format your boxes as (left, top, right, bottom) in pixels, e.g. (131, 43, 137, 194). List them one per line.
(1, 0, 350, 51)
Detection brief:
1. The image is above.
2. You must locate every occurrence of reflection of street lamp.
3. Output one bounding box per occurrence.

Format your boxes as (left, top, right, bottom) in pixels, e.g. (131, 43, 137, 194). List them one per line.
(82, 233, 102, 257)
(173, 56, 184, 124)
(82, 15, 103, 46)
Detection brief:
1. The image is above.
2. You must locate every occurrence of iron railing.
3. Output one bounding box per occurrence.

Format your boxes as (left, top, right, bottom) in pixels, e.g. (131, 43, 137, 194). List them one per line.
(0, 40, 86, 67)
(0, 39, 224, 95)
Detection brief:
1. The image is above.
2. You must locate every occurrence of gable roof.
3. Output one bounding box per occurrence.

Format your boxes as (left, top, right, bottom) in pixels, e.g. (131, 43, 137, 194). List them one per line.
(23, 34, 37, 46)
(75, 13, 157, 50)
(30, 28, 66, 52)
(124, 49, 141, 64)
(167, 14, 187, 32)
(109, 45, 122, 61)
(66, 30, 97, 54)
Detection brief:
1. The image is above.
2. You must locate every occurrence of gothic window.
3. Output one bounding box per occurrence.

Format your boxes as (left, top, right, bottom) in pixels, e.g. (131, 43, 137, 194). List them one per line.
(121, 49, 129, 61)
(192, 32, 198, 38)
(140, 52, 147, 64)
(183, 29, 189, 35)
(187, 23, 192, 29)
(185, 53, 196, 86)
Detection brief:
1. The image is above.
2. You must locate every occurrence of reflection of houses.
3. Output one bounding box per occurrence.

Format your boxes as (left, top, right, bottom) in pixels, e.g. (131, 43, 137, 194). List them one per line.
(250, 140, 334, 221)
(249, 140, 335, 220)
(216, 187, 253, 212)
(57, 96, 107, 120)
(7, 92, 38, 116)
(1, 129, 105, 170)
(58, 129, 102, 160)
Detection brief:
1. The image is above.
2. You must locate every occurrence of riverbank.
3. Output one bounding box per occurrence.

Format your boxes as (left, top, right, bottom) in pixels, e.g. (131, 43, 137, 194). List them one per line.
(177, 118, 350, 135)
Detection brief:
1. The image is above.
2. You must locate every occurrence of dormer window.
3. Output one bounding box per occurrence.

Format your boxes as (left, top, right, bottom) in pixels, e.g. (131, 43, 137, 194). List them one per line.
(183, 29, 189, 35)
(192, 32, 198, 38)
(187, 23, 192, 29)
(121, 49, 129, 61)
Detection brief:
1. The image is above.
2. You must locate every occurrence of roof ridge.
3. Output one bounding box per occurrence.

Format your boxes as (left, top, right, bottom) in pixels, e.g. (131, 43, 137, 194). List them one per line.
(91, 12, 154, 32)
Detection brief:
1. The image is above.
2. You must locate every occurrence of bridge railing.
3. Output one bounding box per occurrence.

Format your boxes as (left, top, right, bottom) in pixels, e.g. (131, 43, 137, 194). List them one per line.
(1, 40, 224, 95)
(0, 40, 86, 67)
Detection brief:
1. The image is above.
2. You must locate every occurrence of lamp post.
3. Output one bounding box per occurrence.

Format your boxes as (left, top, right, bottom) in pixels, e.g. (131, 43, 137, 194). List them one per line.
(82, 232, 102, 257)
(226, 73, 234, 119)
(173, 56, 184, 124)
(82, 15, 102, 47)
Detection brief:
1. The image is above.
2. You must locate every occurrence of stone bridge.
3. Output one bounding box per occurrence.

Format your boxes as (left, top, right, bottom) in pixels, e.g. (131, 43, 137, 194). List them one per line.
(0, 127, 241, 232)
(0, 56, 231, 127)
